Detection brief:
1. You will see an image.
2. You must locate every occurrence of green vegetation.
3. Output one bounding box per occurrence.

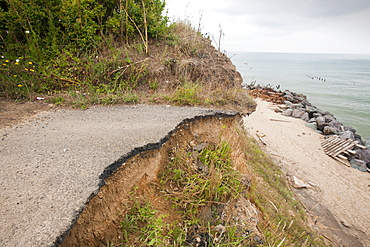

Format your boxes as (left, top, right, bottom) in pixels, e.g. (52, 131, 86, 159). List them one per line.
(120, 141, 250, 246)
(0, 0, 167, 56)
(1, 1, 252, 113)
(120, 198, 182, 246)
(239, 130, 327, 246)
(161, 141, 244, 217)
(117, 126, 327, 246)
(0, 0, 168, 101)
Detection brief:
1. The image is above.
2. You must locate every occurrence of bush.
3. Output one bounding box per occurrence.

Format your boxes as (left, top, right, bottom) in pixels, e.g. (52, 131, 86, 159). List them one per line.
(0, 0, 169, 59)
(0, 0, 168, 99)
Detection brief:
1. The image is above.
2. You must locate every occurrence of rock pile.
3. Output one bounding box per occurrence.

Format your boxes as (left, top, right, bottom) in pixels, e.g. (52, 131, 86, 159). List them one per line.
(246, 84, 370, 172)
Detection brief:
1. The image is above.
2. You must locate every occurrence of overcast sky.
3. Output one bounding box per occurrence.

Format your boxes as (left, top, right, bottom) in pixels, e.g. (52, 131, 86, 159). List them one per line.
(165, 0, 370, 54)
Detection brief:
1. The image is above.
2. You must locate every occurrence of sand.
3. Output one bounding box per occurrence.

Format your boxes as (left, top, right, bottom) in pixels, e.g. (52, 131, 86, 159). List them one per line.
(243, 99, 370, 246)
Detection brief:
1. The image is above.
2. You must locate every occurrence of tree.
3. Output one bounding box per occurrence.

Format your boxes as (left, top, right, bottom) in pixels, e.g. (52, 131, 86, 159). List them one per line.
(0, 0, 168, 58)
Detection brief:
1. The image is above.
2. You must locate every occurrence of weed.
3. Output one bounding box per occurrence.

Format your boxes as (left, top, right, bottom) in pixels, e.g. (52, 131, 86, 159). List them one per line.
(120, 198, 184, 246)
(114, 122, 326, 246)
(157, 141, 249, 245)
(51, 96, 65, 105)
(122, 92, 139, 104)
(238, 130, 326, 246)
(168, 82, 202, 105)
(148, 80, 159, 90)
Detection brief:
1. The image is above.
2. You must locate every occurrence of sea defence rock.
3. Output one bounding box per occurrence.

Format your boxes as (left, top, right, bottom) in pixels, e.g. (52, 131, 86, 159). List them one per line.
(246, 84, 369, 172)
(341, 130, 355, 140)
(282, 108, 293, 116)
(350, 159, 368, 172)
(292, 109, 305, 118)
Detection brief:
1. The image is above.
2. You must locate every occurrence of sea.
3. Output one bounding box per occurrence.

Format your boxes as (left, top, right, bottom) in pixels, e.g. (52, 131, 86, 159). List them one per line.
(230, 52, 370, 141)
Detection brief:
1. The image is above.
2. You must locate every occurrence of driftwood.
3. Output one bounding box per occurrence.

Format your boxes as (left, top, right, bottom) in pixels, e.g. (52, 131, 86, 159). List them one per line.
(270, 118, 290, 123)
(256, 133, 267, 145)
(321, 136, 366, 166)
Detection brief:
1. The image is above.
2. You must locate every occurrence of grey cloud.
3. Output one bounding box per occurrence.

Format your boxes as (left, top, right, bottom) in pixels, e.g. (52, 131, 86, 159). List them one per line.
(209, 0, 370, 33)
(212, 0, 370, 19)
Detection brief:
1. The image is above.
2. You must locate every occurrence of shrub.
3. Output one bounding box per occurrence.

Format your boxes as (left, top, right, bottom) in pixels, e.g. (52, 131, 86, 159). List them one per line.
(0, 0, 169, 60)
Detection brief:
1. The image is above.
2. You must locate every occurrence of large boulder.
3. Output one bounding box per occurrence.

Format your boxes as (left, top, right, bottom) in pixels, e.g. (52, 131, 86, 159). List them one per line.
(308, 118, 317, 123)
(292, 109, 305, 118)
(282, 109, 293, 116)
(341, 130, 355, 140)
(305, 122, 317, 130)
(350, 159, 368, 172)
(283, 94, 295, 102)
(323, 114, 336, 122)
(305, 105, 317, 112)
(329, 120, 343, 129)
(343, 125, 356, 134)
(354, 134, 363, 144)
(323, 126, 339, 135)
(292, 103, 304, 109)
(316, 116, 328, 131)
(353, 149, 370, 164)
(300, 112, 310, 122)
(284, 101, 293, 108)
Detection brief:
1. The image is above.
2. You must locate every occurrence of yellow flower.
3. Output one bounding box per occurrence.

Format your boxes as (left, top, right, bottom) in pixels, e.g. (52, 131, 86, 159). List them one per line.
(13, 75, 17, 77)
(5, 60, 9, 62)
(30, 69, 35, 72)
(18, 57, 22, 59)
(18, 84, 22, 87)
(28, 61, 33, 65)
(25, 68, 28, 71)
(2, 64, 6, 66)
(15, 62, 19, 65)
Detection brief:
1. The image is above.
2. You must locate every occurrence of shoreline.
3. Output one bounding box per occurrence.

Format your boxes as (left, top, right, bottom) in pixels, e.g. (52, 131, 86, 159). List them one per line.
(246, 84, 370, 173)
(232, 52, 370, 141)
(243, 98, 369, 246)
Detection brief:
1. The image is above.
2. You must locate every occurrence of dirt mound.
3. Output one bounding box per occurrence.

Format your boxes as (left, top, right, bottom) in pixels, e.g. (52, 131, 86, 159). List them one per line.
(144, 24, 242, 89)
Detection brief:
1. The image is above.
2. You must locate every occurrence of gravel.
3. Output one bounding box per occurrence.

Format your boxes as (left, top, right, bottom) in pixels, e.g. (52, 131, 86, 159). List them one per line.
(0, 104, 226, 247)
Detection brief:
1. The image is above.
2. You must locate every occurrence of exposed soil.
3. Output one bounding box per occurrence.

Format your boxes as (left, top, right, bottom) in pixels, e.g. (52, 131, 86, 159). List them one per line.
(1, 103, 240, 247)
(0, 100, 55, 129)
(58, 114, 262, 246)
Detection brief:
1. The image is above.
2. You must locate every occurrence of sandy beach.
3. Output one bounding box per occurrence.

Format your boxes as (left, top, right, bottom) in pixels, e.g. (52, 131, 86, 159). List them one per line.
(244, 99, 370, 246)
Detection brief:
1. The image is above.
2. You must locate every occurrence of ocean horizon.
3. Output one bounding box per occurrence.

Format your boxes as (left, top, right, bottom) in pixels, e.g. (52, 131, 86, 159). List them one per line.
(230, 51, 370, 141)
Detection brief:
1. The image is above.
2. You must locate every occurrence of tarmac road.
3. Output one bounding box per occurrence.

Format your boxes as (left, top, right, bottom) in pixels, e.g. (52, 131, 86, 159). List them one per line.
(0, 104, 235, 246)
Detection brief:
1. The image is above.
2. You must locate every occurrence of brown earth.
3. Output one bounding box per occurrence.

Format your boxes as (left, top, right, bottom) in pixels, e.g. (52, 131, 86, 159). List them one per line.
(58, 114, 258, 246)
(58, 111, 330, 246)
(0, 100, 55, 129)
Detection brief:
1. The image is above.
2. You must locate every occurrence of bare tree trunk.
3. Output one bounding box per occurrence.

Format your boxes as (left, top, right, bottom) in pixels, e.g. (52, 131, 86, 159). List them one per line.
(141, 0, 148, 55)
(125, 0, 128, 44)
